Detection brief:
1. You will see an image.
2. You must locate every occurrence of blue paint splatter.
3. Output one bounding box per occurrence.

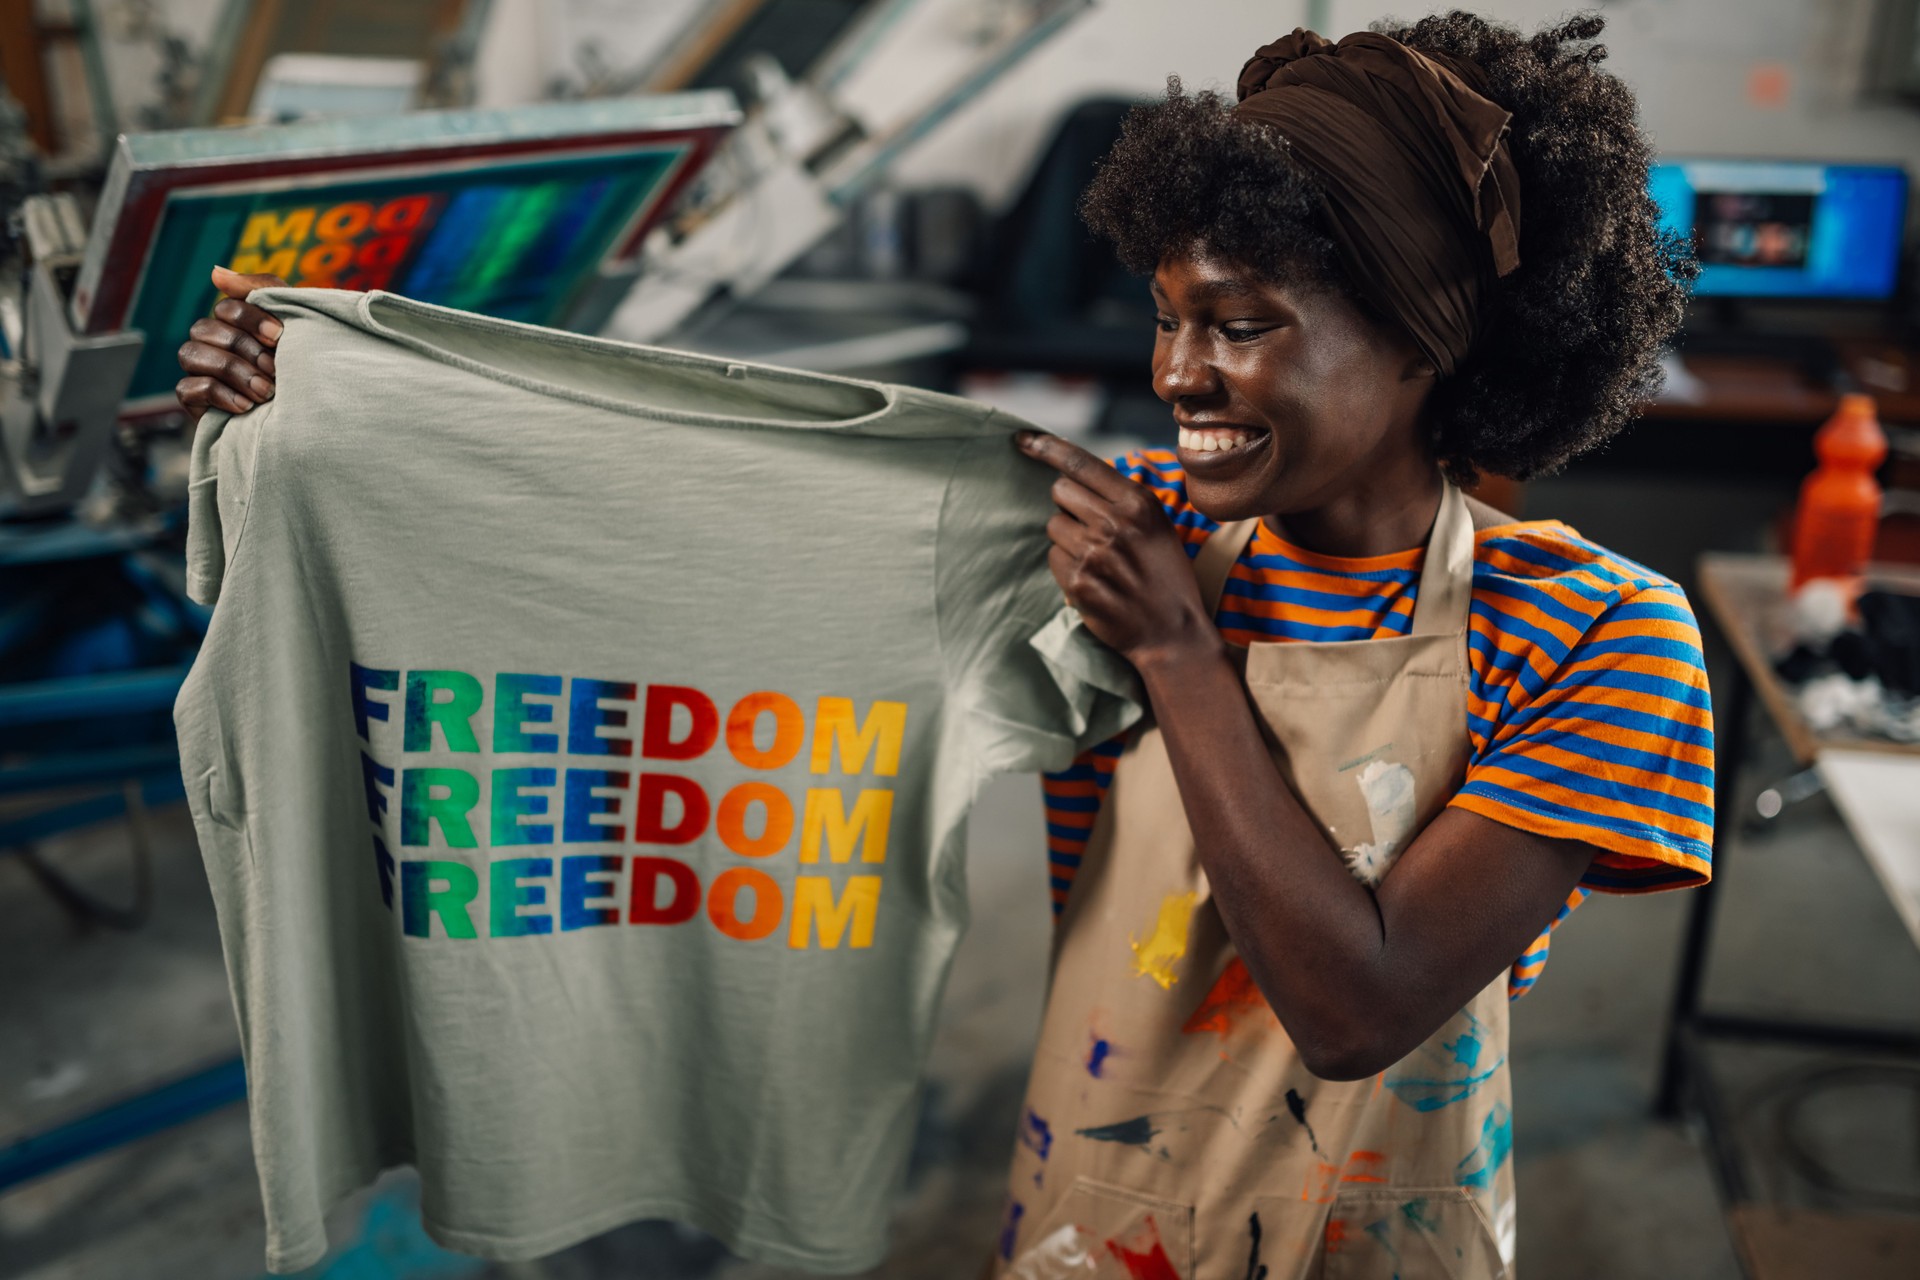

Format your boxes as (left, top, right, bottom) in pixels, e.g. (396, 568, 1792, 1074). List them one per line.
(1077, 1115, 1159, 1148)
(1443, 1027, 1482, 1069)
(1384, 1063, 1502, 1112)
(1020, 1108, 1053, 1161)
(1385, 1009, 1503, 1112)
(1088, 1036, 1112, 1077)
(1362, 1216, 1398, 1259)
(1456, 1102, 1514, 1190)
(998, 1198, 1025, 1261)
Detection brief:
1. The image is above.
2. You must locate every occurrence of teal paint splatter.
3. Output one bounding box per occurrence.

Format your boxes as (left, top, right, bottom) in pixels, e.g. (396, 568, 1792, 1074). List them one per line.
(1386, 1009, 1503, 1111)
(1443, 1027, 1482, 1069)
(1362, 1216, 1401, 1267)
(281, 1178, 485, 1279)
(1382, 1062, 1502, 1112)
(1401, 1198, 1438, 1234)
(1077, 1115, 1159, 1148)
(1456, 1102, 1514, 1190)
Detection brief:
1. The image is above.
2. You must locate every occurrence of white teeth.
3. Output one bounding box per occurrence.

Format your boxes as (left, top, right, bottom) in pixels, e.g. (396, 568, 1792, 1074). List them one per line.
(1180, 427, 1253, 455)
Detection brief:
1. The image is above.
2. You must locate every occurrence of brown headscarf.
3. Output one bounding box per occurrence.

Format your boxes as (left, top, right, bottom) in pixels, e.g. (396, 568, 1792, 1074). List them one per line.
(1233, 29, 1521, 376)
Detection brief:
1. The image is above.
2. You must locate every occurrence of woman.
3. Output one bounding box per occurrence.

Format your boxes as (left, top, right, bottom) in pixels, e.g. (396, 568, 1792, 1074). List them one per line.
(177, 13, 1712, 1276)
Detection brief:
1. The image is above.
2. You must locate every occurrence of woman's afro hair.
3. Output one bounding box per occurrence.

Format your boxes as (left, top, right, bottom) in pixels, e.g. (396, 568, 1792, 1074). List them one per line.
(1078, 10, 1697, 484)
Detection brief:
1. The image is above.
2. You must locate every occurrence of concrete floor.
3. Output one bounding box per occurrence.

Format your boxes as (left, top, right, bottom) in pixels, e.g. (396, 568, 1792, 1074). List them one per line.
(5, 468, 1920, 1278)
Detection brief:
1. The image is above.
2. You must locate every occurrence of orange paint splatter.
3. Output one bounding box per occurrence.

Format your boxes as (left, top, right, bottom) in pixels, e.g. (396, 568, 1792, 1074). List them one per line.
(1325, 1217, 1350, 1252)
(1340, 1149, 1387, 1183)
(1300, 1158, 1339, 1204)
(1180, 957, 1274, 1036)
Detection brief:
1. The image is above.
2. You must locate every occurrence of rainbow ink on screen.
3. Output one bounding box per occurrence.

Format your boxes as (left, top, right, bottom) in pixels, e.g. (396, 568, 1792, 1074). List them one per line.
(72, 95, 738, 417)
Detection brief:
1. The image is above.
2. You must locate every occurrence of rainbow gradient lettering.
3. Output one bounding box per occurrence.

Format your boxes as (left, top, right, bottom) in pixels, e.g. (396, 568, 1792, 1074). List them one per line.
(349, 663, 904, 950)
(231, 197, 440, 293)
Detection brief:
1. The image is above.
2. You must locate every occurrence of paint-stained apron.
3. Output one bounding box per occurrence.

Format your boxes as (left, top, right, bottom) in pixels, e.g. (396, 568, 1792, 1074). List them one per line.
(997, 483, 1515, 1280)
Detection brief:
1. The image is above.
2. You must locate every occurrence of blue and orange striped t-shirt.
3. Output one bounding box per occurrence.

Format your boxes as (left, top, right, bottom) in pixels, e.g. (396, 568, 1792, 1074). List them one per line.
(1042, 450, 1716, 999)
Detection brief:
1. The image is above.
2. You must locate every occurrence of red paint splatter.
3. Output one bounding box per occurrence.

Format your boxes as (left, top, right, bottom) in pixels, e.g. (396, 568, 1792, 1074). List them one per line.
(1105, 1215, 1181, 1280)
(1324, 1217, 1350, 1253)
(1180, 958, 1273, 1037)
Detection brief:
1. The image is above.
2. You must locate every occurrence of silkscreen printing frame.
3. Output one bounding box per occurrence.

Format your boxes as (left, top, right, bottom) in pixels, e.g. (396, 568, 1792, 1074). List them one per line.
(72, 93, 740, 420)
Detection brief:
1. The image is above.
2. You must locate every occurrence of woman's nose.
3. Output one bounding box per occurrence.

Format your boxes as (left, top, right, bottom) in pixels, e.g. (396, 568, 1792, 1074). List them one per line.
(1152, 331, 1218, 404)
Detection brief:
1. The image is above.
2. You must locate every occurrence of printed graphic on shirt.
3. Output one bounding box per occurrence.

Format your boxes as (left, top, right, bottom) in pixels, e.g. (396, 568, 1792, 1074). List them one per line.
(351, 662, 907, 949)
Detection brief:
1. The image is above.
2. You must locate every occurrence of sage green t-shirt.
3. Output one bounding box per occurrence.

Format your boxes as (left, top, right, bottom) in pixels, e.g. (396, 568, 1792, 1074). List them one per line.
(176, 288, 1140, 1273)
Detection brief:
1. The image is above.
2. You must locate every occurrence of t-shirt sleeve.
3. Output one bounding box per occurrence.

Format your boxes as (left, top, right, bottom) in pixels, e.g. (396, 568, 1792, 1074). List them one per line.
(935, 426, 1145, 780)
(1034, 449, 1207, 913)
(186, 400, 273, 606)
(1449, 578, 1716, 892)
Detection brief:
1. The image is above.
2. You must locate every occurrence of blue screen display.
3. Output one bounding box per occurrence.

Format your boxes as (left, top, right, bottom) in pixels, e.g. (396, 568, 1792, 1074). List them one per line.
(1649, 160, 1906, 299)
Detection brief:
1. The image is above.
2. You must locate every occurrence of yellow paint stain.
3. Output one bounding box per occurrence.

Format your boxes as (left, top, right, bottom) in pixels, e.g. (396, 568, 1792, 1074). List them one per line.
(1129, 891, 1197, 989)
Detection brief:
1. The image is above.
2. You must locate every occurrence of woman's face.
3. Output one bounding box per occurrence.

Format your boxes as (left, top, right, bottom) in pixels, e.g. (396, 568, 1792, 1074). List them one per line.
(1151, 247, 1437, 523)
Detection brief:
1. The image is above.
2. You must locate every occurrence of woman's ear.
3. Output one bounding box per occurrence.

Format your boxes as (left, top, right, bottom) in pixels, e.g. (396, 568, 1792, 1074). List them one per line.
(1404, 353, 1438, 382)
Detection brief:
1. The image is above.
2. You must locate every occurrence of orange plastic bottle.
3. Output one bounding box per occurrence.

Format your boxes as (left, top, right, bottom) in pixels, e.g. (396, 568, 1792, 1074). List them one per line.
(1790, 393, 1886, 589)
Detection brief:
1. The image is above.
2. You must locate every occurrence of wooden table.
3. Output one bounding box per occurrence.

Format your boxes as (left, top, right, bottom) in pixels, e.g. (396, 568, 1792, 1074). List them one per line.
(1657, 553, 1920, 1247)
(1690, 554, 1920, 765)
(1819, 751, 1920, 951)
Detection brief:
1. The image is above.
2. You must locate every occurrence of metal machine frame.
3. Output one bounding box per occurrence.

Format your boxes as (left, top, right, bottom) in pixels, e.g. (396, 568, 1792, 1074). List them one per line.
(0, 195, 143, 518)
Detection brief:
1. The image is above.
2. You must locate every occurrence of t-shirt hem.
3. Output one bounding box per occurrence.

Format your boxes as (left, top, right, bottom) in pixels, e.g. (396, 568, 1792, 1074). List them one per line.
(416, 1198, 888, 1274)
(267, 1196, 885, 1275)
(1448, 789, 1712, 891)
(185, 569, 218, 607)
(262, 1161, 889, 1276)
(265, 1237, 330, 1274)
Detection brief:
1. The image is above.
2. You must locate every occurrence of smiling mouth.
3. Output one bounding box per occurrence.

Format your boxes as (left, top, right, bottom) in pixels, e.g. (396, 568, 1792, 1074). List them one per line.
(1177, 424, 1269, 456)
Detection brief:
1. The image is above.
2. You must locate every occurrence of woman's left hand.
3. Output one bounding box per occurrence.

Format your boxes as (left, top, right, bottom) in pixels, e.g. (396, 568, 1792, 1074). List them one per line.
(1016, 431, 1223, 668)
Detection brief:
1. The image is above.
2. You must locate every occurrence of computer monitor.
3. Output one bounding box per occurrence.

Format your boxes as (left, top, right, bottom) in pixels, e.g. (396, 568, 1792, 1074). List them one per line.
(72, 94, 738, 419)
(1648, 159, 1907, 301)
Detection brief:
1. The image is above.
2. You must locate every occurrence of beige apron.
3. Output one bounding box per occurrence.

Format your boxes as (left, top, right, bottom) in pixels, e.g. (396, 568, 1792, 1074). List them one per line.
(999, 484, 1515, 1280)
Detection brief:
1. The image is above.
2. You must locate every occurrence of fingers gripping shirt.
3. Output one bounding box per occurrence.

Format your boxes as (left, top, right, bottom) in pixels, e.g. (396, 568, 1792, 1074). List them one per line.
(176, 289, 1142, 1274)
(1040, 450, 1715, 1000)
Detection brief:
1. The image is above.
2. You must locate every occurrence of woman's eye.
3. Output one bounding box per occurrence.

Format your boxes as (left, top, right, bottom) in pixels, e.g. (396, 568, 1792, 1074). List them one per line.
(1154, 315, 1177, 332)
(1222, 324, 1267, 342)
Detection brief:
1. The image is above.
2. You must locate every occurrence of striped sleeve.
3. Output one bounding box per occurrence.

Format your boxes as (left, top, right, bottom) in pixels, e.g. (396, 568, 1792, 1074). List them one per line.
(1113, 450, 1218, 555)
(1508, 886, 1590, 999)
(1042, 738, 1124, 914)
(1451, 572, 1716, 894)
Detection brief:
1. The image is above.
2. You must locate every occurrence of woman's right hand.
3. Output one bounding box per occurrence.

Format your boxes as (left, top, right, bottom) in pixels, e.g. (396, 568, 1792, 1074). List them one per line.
(175, 265, 287, 421)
